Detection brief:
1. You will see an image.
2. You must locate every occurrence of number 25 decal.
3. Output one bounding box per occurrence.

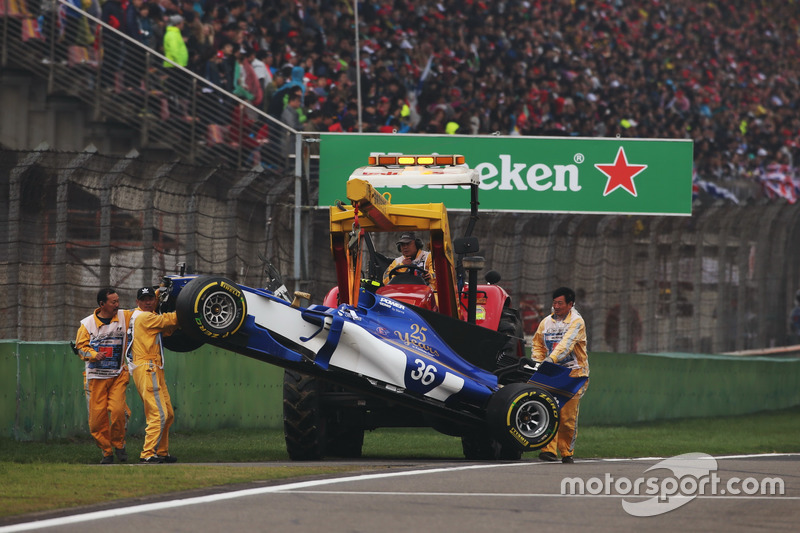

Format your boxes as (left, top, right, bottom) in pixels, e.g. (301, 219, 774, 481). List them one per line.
(410, 324, 427, 343)
(410, 359, 437, 385)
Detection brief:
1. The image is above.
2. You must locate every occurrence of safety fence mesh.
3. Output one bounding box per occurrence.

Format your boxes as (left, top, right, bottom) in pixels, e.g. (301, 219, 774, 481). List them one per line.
(0, 147, 296, 341)
(2, 147, 800, 354)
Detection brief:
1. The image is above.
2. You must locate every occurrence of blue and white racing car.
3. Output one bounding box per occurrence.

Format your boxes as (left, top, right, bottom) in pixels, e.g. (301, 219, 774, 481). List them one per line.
(161, 273, 587, 460)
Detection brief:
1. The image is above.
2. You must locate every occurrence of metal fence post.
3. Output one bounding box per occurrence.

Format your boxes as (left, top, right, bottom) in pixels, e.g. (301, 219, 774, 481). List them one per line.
(8, 147, 48, 339)
(2, 0, 8, 68)
(188, 77, 197, 163)
(56, 147, 98, 338)
(293, 132, 302, 294)
(141, 54, 151, 145)
(47, 0, 57, 93)
(99, 151, 137, 287)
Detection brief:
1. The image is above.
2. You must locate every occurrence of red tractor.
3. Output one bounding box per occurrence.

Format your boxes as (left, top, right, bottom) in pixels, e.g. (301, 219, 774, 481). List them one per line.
(282, 155, 526, 460)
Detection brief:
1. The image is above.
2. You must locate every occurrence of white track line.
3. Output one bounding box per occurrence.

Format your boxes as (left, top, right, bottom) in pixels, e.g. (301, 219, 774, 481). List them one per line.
(0, 463, 520, 532)
(271, 490, 800, 501)
(2, 453, 796, 532)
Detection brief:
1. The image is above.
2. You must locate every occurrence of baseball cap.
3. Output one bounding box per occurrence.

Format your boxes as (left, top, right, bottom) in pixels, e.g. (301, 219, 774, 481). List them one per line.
(137, 286, 157, 299)
(396, 232, 416, 245)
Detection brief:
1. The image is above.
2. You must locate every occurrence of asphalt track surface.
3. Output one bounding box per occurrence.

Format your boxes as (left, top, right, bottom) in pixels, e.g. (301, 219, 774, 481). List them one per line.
(3, 454, 798, 532)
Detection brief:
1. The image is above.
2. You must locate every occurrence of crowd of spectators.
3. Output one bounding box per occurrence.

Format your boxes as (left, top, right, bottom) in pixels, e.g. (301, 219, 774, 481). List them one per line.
(38, 0, 800, 200)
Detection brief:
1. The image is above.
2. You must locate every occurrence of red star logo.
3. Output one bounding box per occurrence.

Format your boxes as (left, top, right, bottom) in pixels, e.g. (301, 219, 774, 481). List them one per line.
(594, 147, 648, 197)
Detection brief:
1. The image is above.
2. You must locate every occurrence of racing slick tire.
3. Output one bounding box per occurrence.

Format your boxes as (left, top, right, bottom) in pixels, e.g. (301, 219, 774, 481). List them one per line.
(176, 276, 247, 340)
(159, 279, 207, 352)
(487, 383, 559, 452)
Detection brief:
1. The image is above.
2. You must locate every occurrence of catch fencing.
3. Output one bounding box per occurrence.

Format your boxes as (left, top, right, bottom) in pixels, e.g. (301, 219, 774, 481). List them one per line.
(0, 146, 298, 341)
(2, 146, 800, 355)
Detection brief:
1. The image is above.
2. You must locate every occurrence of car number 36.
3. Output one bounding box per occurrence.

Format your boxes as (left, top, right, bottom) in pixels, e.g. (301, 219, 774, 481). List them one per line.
(409, 359, 437, 385)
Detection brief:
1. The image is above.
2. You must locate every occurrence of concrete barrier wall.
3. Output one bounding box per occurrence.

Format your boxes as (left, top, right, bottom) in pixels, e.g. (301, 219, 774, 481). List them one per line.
(2, 341, 799, 440)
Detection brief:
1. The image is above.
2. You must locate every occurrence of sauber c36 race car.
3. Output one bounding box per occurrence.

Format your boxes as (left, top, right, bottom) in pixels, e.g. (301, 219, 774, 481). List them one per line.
(163, 273, 587, 459)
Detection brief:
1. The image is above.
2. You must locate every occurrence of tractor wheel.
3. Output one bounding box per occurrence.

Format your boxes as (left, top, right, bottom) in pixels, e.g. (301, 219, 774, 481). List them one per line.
(461, 433, 522, 461)
(496, 308, 524, 368)
(326, 419, 365, 459)
(487, 383, 559, 452)
(283, 369, 327, 460)
(175, 276, 247, 340)
(283, 370, 366, 460)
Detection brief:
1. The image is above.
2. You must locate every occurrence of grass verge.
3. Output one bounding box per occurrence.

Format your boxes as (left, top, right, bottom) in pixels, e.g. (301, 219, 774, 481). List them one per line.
(2, 405, 798, 520)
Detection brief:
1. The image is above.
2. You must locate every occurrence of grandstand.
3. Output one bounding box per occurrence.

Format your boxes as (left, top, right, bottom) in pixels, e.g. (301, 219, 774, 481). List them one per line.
(1, 0, 800, 354)
(1, 0, 294, 170)
(0, 0, 798, 205)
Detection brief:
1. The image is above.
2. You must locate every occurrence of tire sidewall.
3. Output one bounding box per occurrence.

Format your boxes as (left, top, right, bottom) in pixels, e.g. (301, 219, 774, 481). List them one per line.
(488, 384, 559, 452)
(177, 277, 247, 339)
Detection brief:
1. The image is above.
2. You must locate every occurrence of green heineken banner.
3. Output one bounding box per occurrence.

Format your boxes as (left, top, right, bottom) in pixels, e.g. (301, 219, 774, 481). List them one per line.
(318, 134, 693, 216)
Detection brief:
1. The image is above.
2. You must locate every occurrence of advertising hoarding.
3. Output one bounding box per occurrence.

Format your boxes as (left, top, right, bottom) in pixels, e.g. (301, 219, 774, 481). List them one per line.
(318, 134, 693, 216)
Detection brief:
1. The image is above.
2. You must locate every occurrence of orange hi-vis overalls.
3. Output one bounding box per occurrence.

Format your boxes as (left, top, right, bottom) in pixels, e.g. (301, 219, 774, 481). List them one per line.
(75, 309, 131, 457)
(531, 308, 589, 459)
(126, 308, 179, 460)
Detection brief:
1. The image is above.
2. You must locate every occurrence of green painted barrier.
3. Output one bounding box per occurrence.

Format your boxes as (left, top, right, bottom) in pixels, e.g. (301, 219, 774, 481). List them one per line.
(581, 352, 800, 425)
(1, 341, 283, 441)
(2, 342, 799, 441)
